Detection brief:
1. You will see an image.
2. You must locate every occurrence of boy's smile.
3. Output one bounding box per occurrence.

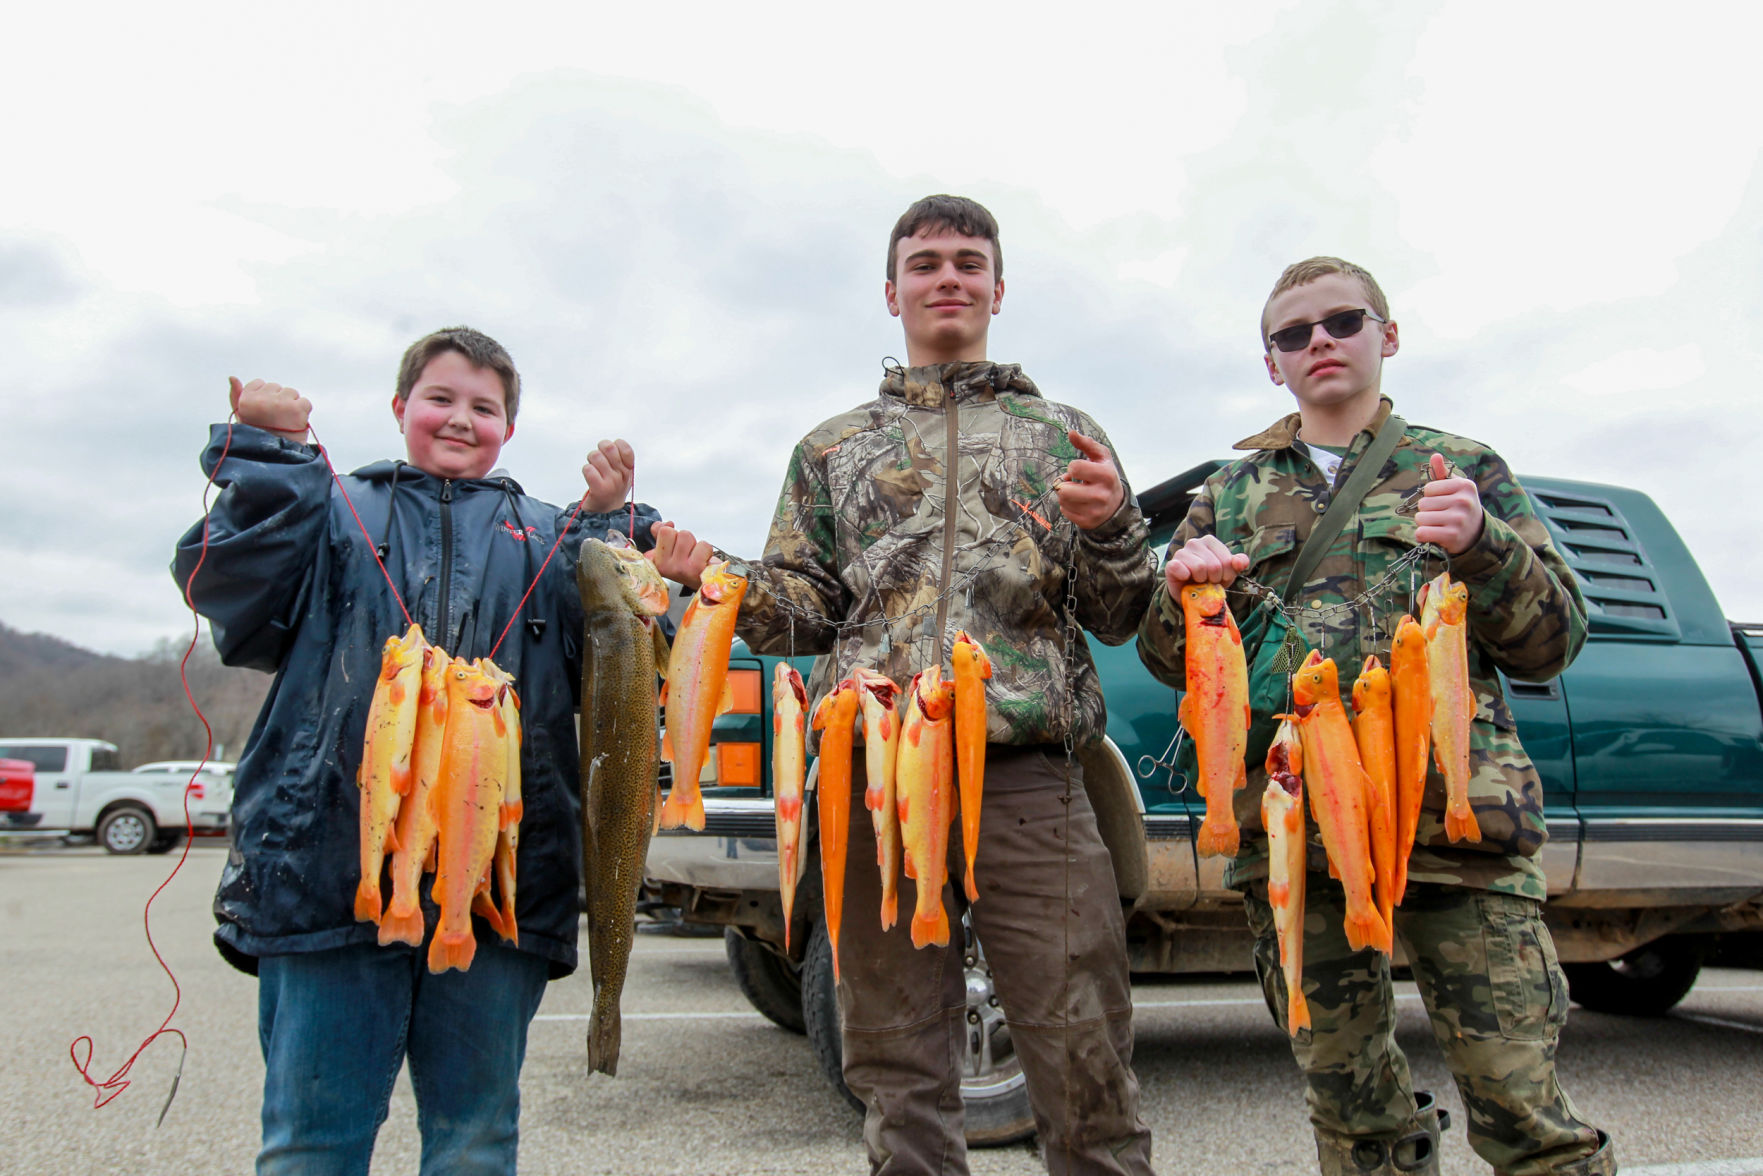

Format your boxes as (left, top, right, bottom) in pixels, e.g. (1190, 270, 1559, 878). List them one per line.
(392, 350, 515, 480)
(1263, 272, 1399, 416)
(885, 228, 1004, 366)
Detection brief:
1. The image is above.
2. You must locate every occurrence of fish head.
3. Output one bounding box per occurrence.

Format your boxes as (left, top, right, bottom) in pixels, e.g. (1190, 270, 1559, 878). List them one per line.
(604, 542, 670, 617)
(447, 659, 502, 711)
(1291, 651, 1337, 708)
(952, 630, 994, 678)
(852, 666, 900, 713)
(699, 560, 750, 608)
(1264, 714, 1304, 795)
(1350, 655, 1389, 711)
(1436, 579, 1469, 625)
(1179, 582, 1229, 625)
(774, 662, 808, 710)
(577, 538, 633, 610)
(909, 666, 955, 721)
(811, 678, 860, 730)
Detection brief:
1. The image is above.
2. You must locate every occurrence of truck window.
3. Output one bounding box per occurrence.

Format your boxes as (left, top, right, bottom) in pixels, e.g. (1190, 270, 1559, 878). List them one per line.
(0, 746, 67, 772)
(90, 747, 121, 772)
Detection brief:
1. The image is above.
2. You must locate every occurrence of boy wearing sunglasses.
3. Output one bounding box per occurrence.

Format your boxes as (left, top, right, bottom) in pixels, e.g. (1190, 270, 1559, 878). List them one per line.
(1136, 258, 1614, 1175)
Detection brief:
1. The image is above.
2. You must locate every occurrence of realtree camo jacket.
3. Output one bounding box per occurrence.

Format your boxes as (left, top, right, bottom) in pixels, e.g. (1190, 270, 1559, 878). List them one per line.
(1136, 397, 1587, 899)
(735, 361, 1156, 748)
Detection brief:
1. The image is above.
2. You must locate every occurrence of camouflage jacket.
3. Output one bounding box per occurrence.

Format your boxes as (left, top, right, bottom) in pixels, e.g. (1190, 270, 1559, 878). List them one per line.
(736, 361, 1156, 747)
(1136, 397, 1586, 899)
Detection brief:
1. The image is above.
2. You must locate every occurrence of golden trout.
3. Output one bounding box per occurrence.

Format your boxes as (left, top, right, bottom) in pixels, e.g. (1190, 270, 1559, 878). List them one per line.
(577, 537, 671, 1075)
(1389, 615, 1433, 903)
(355, 623, 426, 925)
(950, 632, 992, 903)
(772, 663, 809, 951)
(660, 560, 749, 831)
(1420, 573, 1480, 844)
(473, 656, 522, 945)
(896, 667, 957, 950)
(1179, 583, 1250, 858)
(852, 667, 902, 931)
(1351, 656, 1399, 937)
(427, 657, 513, 973)
(379, 644, 449, 946)
(1261, 714, 1309, 1035)
(812, 679, 860, 982)
(1293, 650, 1392, 955)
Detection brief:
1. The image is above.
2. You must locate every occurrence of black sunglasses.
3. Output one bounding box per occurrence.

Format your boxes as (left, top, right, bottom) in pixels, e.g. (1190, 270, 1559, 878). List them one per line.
(1266, 308, 1386, 353)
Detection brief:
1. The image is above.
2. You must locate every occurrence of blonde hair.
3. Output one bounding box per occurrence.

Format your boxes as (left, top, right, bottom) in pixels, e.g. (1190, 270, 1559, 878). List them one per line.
(1260, 257, 1390, 349)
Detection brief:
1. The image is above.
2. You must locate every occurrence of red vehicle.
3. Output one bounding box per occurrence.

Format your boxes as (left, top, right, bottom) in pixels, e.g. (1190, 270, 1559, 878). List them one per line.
(0, 758, 34, 814)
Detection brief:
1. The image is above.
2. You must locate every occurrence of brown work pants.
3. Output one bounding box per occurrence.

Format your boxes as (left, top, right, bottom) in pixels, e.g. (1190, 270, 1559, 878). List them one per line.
(835, 744, 1155, 1176)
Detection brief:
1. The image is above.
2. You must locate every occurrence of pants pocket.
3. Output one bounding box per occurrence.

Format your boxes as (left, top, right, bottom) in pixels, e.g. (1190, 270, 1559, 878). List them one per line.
(1479, 893, 1564, 1041)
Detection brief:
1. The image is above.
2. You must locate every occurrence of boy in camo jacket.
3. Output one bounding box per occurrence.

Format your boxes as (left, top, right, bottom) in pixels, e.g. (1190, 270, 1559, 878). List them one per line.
(1136, 258, 1614, 1176)
(650, 195, 1157, 1175)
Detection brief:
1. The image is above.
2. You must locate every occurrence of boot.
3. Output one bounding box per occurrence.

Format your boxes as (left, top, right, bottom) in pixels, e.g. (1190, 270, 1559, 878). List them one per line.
(1313, 1092, 1451, 1176)
(1520, 1129, 1616, 1176)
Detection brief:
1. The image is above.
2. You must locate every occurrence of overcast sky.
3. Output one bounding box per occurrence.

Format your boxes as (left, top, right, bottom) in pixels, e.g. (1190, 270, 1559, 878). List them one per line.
(5, 1, 1760, 657)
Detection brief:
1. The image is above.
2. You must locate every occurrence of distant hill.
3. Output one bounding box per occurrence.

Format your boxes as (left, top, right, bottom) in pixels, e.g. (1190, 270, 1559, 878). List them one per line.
(0, 621, 270, 767)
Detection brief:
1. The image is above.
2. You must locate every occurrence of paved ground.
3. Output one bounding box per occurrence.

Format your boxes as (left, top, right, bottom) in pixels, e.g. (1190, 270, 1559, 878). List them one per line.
(6, 842, 1762, 1175)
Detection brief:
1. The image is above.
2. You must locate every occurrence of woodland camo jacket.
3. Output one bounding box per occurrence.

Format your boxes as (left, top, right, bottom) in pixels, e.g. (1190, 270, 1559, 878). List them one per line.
(1136, 397, 1587, 899)
(735, 361, 1157, 748)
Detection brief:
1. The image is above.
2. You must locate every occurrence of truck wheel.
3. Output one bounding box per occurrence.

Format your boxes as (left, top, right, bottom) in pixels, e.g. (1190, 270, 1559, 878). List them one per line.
(725, 929, 806, 1034)
(96, 806, 156, 855)
(801, 916, 1037, 1146)
(147, 829, 187, 855)
(1564, 936, 1705, 1015)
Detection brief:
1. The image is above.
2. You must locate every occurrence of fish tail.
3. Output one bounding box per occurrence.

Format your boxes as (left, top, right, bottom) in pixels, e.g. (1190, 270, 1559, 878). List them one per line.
(1344, 907, 1393, 955)
(377, 902, 426, 947)
(963, 862, 978, 903)
(659, 788, 705, 832)
(881, 889, 897, 931)
(910, 905, 949, 950)
(1195, 815, 1240, 859)
(1445, 804, 1482, 844)
(586, 1007, 621, 1077)
(354, 877, 383, 925)
(1288, 989, 1312, 1035)
(427, 928, 477, 974)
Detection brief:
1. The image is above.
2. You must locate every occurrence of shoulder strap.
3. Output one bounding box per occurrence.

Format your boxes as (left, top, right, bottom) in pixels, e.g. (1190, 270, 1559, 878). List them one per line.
(1282, 414, 1406, 603)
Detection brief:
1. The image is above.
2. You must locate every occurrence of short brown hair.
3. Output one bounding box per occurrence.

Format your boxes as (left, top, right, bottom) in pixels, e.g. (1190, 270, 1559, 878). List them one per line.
(395, 326, 521, 421)
(1260, 257, 1391, 349)
(886, 195, 1003, 282)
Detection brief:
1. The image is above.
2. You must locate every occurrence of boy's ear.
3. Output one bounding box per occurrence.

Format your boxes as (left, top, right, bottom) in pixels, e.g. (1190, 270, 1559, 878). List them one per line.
(884, 279, 900, 318)
(391, 393, 407, 433)
(1264, 352, 1286, 387)
(503, 421, 515, 444)
(992, 278, 1005, 316)
(1381, 320, 1400, 359)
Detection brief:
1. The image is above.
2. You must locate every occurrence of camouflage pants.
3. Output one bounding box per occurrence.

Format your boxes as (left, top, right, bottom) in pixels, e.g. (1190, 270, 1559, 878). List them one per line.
(1243, 880, 1611, 1175)
(837, 745, 1155, 1176)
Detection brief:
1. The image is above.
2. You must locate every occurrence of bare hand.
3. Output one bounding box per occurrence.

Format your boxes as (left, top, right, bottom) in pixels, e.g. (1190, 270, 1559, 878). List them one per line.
(230, 377, 311, 440)
(646, 522, 716, 591)
(582, 438, 636, 514)
(1056, 430, 1126, 531)
(1414, 452, 1484, 555)
(1163, 535, 1250, 593)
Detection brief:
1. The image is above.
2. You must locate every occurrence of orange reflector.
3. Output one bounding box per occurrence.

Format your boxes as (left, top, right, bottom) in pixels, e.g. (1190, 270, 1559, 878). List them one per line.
(726, 669, 763, 715)
(718, 742, 761, 787)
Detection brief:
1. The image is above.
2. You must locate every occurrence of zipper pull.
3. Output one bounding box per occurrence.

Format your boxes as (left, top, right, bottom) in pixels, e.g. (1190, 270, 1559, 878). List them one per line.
(441, 479, 454, 503)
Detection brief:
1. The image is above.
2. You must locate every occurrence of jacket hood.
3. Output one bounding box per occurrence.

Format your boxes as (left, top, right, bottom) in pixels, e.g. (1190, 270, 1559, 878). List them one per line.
(350, 459, 527, 495)
(879, 361, 1041, 408)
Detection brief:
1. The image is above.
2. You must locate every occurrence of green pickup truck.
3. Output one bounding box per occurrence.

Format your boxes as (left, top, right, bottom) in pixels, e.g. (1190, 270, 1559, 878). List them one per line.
(642, 464, 1763, 1144)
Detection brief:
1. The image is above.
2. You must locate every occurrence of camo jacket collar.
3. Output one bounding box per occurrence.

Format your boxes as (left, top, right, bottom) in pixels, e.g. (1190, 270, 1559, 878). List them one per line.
(1232, 395, 1396, 453)
(880, 360, 1041, 408)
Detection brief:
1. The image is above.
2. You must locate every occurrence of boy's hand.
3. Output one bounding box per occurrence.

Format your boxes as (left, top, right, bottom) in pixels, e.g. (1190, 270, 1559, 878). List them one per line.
(1163, 536, 1250, 593)
(1414, 452, 1485, 555)
(1057, 430, 1126, 531)
(230, 377, 311, 441)
(582, 439, 636, 513)
(647, 522, 715, 592)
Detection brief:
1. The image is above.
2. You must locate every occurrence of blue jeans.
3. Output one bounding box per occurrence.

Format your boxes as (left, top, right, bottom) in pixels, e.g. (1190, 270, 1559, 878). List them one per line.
(256, 940, 548, 1176)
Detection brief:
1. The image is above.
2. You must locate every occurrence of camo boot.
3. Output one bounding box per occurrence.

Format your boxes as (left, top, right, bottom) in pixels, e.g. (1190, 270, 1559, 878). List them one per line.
(1389, 1091, 1449, 1175)
(1312, 1093, 1448, 1176)
(1496, 1130, 1617, 1176)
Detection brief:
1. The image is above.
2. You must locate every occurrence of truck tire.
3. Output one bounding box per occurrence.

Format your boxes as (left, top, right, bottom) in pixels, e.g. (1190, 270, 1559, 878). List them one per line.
(96, 805, 156, 855)
(1564, 936, 1705, 1015)
(801, 917, 1036, 1146)
(147, 829, 187, 855)
(725, 929, 806, 1034)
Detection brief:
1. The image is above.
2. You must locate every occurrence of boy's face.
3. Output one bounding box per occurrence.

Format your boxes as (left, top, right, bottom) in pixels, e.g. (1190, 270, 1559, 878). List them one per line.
(885, 228, 1004, 365)
(1263, 272, 1399, 410)
(392, 349, 514, 480)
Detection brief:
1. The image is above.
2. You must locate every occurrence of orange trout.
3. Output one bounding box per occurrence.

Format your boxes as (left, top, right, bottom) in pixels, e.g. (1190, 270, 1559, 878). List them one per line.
(1261, 714, 1309, 1035)
(1389, 615, 1433, 903)
(355, 623, 427, 925)
(852, 667, 902, 931)
(577, 537, 671, 1074)
(1420, 573, 1480, 844)
(1292, 650, 1392, 955)
(772, 663, 809, 951)
(811, 679, 860, 982)
(379, 644, 449, 946)
(427, 658, 514, 973)
(950, 632, 992, 903)
(660, 560, 749, 831)
(1351, 656, 1398, 936)
(1179, 583, 1250, 857)
(896, 667, 957, 949)
(473, 656, 522, 945)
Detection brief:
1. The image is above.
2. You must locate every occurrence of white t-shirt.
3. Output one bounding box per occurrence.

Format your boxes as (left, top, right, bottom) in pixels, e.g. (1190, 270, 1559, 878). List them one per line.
(1302, 442, 1347, 488)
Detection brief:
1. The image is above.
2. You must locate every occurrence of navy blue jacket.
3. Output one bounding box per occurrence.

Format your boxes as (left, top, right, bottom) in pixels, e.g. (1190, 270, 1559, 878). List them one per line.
(173, 424, 660, 978)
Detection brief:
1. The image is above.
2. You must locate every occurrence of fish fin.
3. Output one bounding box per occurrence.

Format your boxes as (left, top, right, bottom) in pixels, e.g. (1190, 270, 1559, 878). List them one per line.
(1288, 991, 1312, 1035)
(354, 878, 383, 925)
(661, 727, 675, 760)
(1235, 760, 1247, 791)
(651, 625, 672, 676)
(377, 905, 425, 947)
(1268, 879, 1289, 906)
(500, 799, 524, 830)
(1445, 805, 1482, 844)
(382, 822, 400, 854)
(1178, 693, 1194, 734)
(586, 1008, 621, 1077)
(910, 905, 950, 950)
(427, 929, 477, 974)
(1195, 817, 1239, 859)
(881, 891, 897, 931)
(901, 847, 916, 880)
(423, 836, 438, 874)
(658, 679, 670, 706)
(393, 763, 413, 796)
(963, 864, 977, 903)
(896, 792, 910, 823)
(659, 789, 705, 832)
(717, 678, 736, 716)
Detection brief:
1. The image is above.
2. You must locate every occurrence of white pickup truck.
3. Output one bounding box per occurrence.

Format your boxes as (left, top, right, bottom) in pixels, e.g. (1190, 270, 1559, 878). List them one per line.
(0, 737, 232, 853)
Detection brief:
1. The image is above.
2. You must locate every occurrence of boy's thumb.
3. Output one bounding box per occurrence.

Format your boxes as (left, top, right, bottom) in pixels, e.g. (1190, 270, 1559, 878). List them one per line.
(228, 376, 243, 414)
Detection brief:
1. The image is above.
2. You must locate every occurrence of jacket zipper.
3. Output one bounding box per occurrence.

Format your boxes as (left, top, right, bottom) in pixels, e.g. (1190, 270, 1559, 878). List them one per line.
(438, 479, 454, 645)
(932, 387, 959, 669)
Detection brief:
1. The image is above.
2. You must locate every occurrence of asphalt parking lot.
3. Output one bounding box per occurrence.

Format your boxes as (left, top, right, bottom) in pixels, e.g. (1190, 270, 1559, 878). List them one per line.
(6, 842, 1762, 1175)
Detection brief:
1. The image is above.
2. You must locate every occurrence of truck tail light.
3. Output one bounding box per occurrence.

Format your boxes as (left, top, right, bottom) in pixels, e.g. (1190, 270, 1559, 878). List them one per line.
(717, 742, 760, 787)
(186, 782, 207, 801)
